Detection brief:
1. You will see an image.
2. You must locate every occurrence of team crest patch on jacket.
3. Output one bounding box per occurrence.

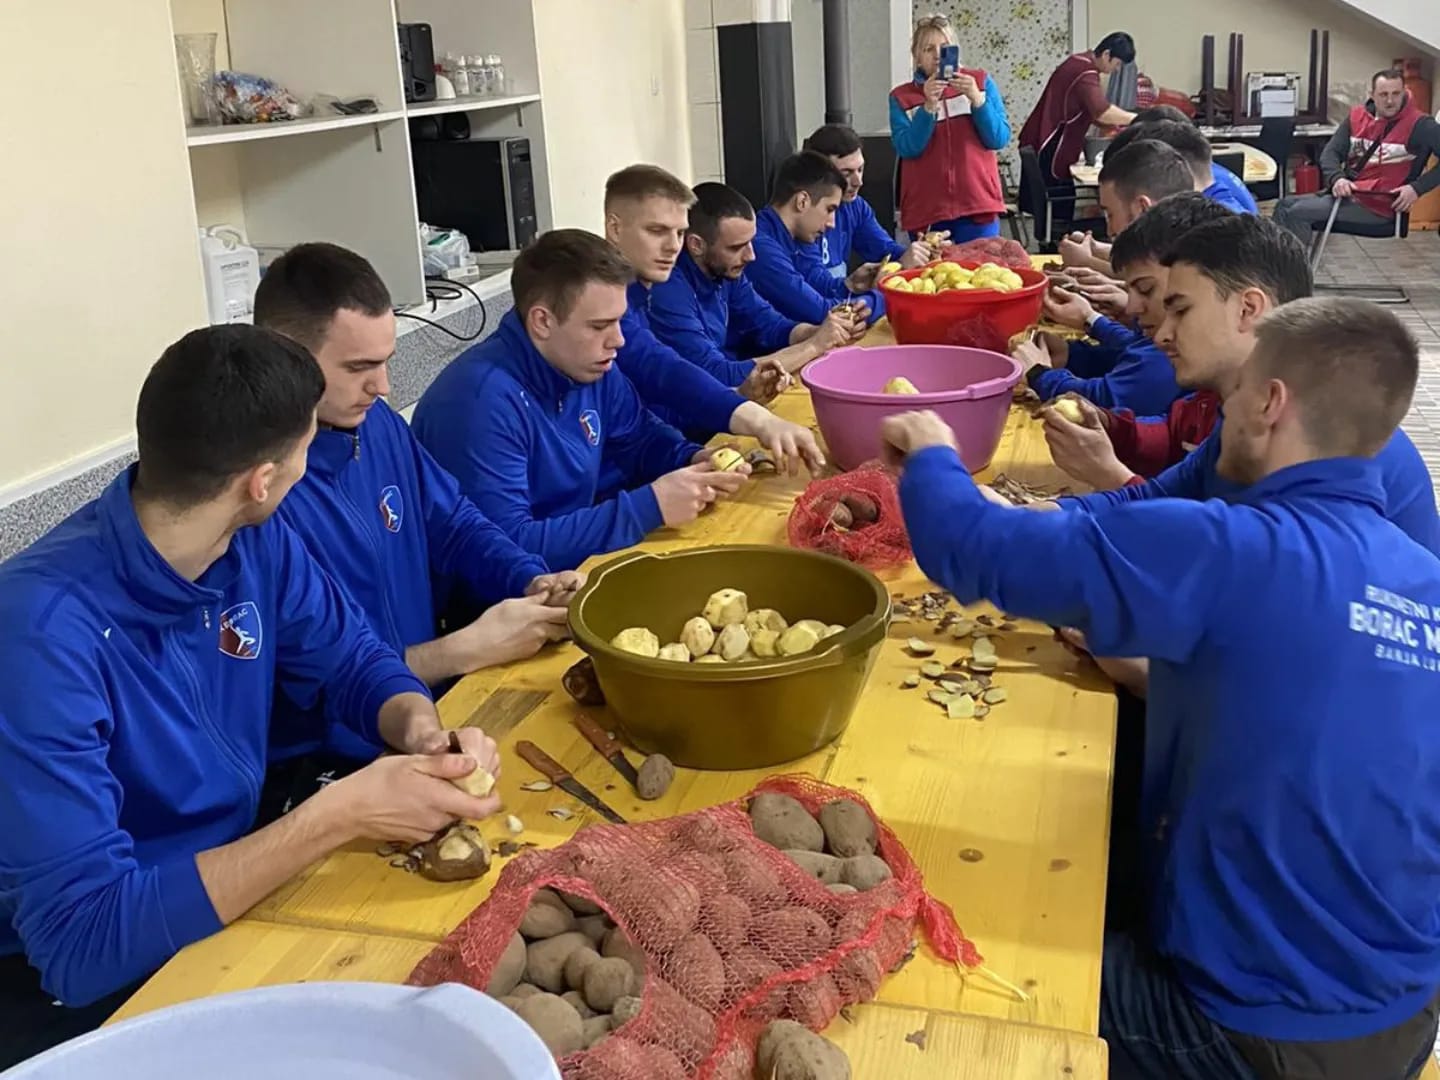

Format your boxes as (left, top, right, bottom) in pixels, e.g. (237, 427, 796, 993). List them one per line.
(579, 410, 602, 446)
(218, 601, 263, 660)
(379, 485, 403, 532)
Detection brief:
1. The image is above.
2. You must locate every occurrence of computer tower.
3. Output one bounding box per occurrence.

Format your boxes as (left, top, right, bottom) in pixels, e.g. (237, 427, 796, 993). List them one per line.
(410, 136, 538, 253)
(398, 23, 436, 103)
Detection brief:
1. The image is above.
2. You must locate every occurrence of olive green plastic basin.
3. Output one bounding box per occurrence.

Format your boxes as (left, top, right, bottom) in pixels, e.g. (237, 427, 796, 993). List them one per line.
(568, 545, 892, 770)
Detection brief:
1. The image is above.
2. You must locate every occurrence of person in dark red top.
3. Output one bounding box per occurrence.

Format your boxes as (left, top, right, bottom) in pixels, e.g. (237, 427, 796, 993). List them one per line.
(1020, 32, 1138, 195)
(1273, 68, 1440, 242)
(1043, 210, 1313, 490)
(888, 13, 1011, 243)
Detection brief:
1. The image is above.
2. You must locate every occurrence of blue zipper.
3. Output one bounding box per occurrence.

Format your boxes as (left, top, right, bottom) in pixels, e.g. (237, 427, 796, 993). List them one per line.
(177, 607, 261, 794)
(339, 432, 405, 647)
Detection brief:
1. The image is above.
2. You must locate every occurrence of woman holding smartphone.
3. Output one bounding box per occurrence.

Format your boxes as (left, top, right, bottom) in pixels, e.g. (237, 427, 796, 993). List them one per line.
(889, 13, 1011, 243)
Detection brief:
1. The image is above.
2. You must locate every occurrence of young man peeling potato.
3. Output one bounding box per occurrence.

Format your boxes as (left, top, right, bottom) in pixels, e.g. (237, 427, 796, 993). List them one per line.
(883, 298, 1440, 1080)
(0, 327, 502, 1067)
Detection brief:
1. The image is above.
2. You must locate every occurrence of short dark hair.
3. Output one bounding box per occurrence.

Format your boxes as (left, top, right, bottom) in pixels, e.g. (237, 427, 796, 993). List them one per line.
(1132, 104, 1193, 125)
(253, 242, 391, 350)
(1094, 32, 1136, 64)
(135, 326, 324, 508)
(604, 164, 695, 211)
(1130, 119, 1213, 171)
(769, 151, 847, 207)
(1253, 297, 1417, 457)
(803, 123, 863, 158)
(688, 182, 756, 242)
(1373, 67, 1405, 87)
(1162, 214, 1313, 305)
(1099, 139, 1195, 202)
(511, 229, 633, 323)
(1110, 192, 1236, 273)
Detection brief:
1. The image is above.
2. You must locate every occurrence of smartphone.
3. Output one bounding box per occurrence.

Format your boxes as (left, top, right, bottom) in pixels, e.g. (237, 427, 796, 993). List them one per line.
(940, 44, 960, 79)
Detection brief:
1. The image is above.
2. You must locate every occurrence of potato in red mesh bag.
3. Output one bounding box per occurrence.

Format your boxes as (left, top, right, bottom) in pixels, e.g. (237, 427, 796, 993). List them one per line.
(940, 235, 1032, 270)
(786, 464, 912, 570)
(406, 776, 977, 1079)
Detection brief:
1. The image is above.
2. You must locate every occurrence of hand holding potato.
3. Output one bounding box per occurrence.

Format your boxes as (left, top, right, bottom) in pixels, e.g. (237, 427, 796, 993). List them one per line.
(454, 594, 571, 670)
(1043, 285, 1096, 330)
(526, 570, 585, 607)
(321, 749, 503, 845)
(1041, 399, 1135, 491)
(750, 413, 825, 475)
(845, 261, 883, 293)
(879, 410, 958, 470)
(652, 462, 747, 527)
(738, 356, 791, 404)
(899, 240, 932, 268)
(1012, 336, 1052, 371)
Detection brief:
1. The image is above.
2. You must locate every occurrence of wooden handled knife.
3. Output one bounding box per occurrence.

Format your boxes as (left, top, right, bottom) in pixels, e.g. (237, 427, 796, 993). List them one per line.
(572, 714, 640, 792)
(515, 740, 627, 825)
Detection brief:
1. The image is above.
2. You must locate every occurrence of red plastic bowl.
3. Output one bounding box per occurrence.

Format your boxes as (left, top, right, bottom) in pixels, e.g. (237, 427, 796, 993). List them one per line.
(878, 262, 1047, 351)
(802, 344, 1022, 473)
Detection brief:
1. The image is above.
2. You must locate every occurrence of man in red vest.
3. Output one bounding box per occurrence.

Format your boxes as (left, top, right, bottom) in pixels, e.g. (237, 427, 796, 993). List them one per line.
(1020, 32, 1139, 187)
(1273, 68, 1440, 243)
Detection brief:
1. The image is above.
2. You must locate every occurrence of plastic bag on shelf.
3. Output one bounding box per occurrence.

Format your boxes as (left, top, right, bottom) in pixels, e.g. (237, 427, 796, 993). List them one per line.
(210, 71, 307, 124)
(419, 223, 473, 276)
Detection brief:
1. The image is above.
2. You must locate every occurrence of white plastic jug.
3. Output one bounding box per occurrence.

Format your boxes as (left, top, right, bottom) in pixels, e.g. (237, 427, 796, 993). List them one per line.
(199, 225, 261, 325)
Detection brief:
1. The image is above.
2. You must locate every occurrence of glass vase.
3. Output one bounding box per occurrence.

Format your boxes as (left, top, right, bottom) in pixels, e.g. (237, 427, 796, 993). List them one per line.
(175, 33, 219, 126)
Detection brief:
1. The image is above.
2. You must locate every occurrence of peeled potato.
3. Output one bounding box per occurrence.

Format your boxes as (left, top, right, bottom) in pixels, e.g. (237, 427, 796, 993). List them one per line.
(680, 616, 715, 659)
(713, 623, 751, 661)
(751, 628, 781, 657)
(744, 609, 789, 635)
(1052, 397, 1085, 424)
(823, 625, 845, 638)
(793, 619, 830, 638)
(611, 627, 660, 657)
(880, 261, 902, 273)
(883, 377, 919, 395)
(703, 588, 749, 629)
(778, 624, 822, 656)
(710, 447, 745, 473)
(657, 642, 690, 662)
(695, 655, 726, 665)
(452, 765, 496, 800)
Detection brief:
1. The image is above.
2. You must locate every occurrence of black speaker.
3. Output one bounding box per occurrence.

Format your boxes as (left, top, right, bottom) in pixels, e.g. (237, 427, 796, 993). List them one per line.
(398, 23, 436, 103)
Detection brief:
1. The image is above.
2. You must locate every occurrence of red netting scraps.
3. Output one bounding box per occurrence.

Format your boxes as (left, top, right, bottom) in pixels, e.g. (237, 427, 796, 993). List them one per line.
(785, 463, 912, 570)
(939, 235, 1032, 270)
(407, 775, 978, 1079)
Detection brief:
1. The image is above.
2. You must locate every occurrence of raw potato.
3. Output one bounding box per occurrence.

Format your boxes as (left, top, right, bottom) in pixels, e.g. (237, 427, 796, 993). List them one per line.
(703, 892, 752, 950)
(562, 656, 606, 706)
(560, 890, 604, 916)
(520, 890, 578, 939)
(721, 846, 788, 907)
(610, 627, 660, 657)
(827, 882, 859, 895)
(564, 945, 602, 991)
(818, 799, 877, 858)
(451, 765, 496, 800)
(840, 494, 879, 525)
(513, 992, 585, 1057)
(562, 990, 596, 1019)
(1051, 396, 1085, 424)
(750, 907, 833, 964)
(510, 983, 544, 1000)
(750, 792, 825, 852)
(713, 622, 752, 661)
(636, 753, 676, 800)
(525, 931, 593, 993)
(833, 947, 884, 1002)
(582, 1014, 613, 1049)
(711, 447, 745, 472)
(680, 616, 715, 658)
(883, 376, 920, 395)
(695, 654, 726, 664)
(485, 931, 527, 997)
(703, 588, 749, 629)
(611, 995, 643, 1025)
(757, 1018, 852, 1080)
(724, 944, 783, 993)
(601, 928, 648, 978)
(668, 933, 726, 1011)
(657, 642, 690, 662)
(841, 854, 894, 891)
(827, 502, 854, 531)
(744, 608, 789, 634)
(784, 849, 844, 884)
(417, 822, 491, 882)
(583, 956, 637, 1012)
(751, 628, 781, 657)
(576, 914, 611, 945)
(823, 624, 845, 638)
(787, 972, 841, 1028)
(778, 623, 822, 656)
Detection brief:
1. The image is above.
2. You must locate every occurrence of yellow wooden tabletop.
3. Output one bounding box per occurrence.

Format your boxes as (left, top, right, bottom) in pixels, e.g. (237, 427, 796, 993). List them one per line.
(113, 313, 1119, 1055)
(111, 921, 1108, 1078)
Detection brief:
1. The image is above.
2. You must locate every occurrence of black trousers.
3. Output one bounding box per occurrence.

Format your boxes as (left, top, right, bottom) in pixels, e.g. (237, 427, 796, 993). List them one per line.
(0, 751, 368, 1068)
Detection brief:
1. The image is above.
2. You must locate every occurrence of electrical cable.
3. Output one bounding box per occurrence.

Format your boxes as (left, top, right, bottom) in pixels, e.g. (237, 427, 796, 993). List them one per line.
(394, 276, 489, 342)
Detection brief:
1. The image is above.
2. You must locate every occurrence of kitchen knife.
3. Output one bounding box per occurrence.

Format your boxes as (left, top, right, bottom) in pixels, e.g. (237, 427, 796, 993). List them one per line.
(572, 714, 640, 791)
(515, 740, 627, 825)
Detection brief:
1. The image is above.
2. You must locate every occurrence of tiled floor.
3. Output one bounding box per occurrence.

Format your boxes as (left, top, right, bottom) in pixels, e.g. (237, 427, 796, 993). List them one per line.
(1311, 231, 1440, 493)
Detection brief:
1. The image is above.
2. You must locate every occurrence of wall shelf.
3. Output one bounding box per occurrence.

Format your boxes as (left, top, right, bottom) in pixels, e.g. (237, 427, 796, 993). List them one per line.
(185, 109, 407, 147)
(404, 92, 541, 118)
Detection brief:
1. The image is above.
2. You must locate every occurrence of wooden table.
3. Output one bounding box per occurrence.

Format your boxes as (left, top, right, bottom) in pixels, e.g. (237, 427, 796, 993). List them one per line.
(111, 319, 1118, 1073)
(1071, 141, 1277, 186)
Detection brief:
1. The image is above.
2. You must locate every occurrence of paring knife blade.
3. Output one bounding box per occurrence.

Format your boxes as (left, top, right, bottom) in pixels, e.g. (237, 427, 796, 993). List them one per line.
(572, 714, 640, 791)
(515, 740, 627, 825)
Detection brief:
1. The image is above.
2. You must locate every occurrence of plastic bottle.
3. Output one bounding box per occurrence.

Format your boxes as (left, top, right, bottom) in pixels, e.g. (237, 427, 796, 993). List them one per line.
(470, 54, 490, 97)
(448, 53, 471, 97)
(489, 54, 506, 97)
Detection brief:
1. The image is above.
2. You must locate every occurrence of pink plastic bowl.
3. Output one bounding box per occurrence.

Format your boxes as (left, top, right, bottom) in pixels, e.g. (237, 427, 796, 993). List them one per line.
(801, 344, 1022, 472)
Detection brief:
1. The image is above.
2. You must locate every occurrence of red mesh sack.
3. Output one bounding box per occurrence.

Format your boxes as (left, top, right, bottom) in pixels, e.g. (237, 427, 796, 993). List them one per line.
(785, 463, 912, 569)
(407, 776, 978, 1079)
(939, 236, 1032, 270)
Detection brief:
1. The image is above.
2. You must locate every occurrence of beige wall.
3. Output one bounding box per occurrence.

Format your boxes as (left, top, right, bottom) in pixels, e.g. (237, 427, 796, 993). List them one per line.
(534, 0, 693, 230)
(0, 1, 206, 494)
(170, 0, 248, 230)
(1089, 0, 1421, 112)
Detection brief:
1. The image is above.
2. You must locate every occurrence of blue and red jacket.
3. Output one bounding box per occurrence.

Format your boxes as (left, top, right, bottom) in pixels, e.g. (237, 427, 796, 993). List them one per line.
(1106, 390, 1222, 480)
(1029, 315, 1184, 415)
(746, 206, 884, 326)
